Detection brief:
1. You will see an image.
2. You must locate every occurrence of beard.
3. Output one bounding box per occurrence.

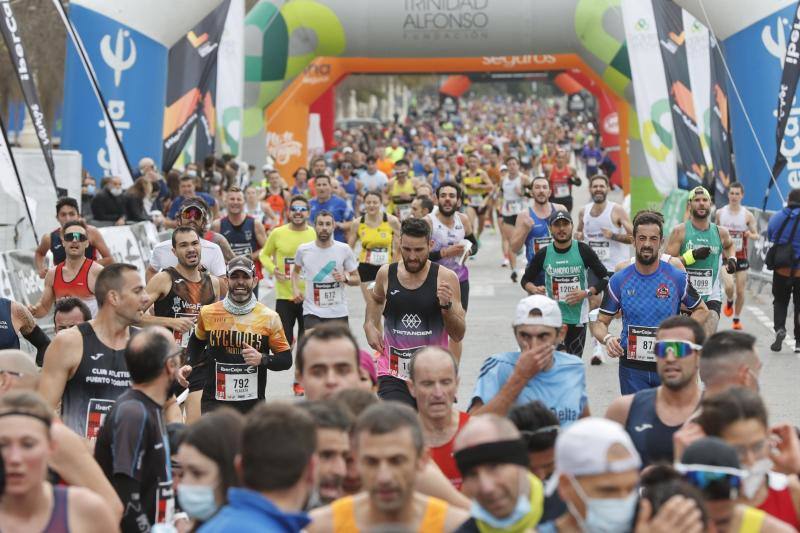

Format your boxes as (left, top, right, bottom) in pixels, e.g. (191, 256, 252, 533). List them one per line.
(593, 192, 607, 204)
(692, 208, 709, 219)
(403, 256, 426, 273)
(438, 203, 457, 216)
(636, 247, 657, 265)
(317, 232, 331, 242)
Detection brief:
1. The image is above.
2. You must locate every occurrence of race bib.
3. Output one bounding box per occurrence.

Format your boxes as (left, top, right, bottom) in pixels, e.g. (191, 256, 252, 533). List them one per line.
(85, 398, 115, 440)
(627, 325, 657, 362)
(231, 242, 252, 257)
(534, 237, 552, 254)
(283, 257, 295, 276)
(504, 200, 525, 215)
(389, 345, 423, 381)
(587, 158, 598, 167)
(730, 230, 744, 252)
(366, 247, 389, 266)
(397, 203, 413, 221)
(469, 194, 484, 206)
(687, 268, 713, 296)
(154, 480, 175, 525)
(552, 275, 581, 302)
(554, 183, 570, 198)
(588, 240, 610, 261)
(174, 312, 198, 348)
(215, 362, 258, 401)
(313, 281, 343, 307)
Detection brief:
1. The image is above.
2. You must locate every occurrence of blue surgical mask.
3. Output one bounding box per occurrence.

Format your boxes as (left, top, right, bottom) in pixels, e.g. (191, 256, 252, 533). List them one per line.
(471, 491, 531, 529)
(568, 475, 638, 533)
(177, 484, 219, 521)
(86, 184, 96, 196)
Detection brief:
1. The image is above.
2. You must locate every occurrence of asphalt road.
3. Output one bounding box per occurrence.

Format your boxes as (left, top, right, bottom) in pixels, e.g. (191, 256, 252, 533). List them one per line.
(261, 185, 799, 426)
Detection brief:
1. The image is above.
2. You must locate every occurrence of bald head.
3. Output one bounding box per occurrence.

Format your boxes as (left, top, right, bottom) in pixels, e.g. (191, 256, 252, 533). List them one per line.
(454, 414, 522, 452)
(0, 349, 39, 392)
(125, 326, 176, 384)
(408, 346, 458, 382)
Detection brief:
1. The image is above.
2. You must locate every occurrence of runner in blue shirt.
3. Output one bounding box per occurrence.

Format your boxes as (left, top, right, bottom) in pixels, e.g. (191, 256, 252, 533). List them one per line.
(468, 294, 589, 427)
(309, 174, 354, 243)
(593, 211, 708, 394)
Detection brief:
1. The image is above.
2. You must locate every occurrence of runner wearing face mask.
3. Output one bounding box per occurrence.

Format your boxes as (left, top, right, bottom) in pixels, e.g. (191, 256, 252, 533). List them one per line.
(695, 388, 800, 529)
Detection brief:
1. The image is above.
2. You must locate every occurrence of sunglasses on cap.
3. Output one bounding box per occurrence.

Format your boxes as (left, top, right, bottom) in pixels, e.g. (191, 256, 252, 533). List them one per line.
(290, 205, 308, 213)
(181, 207, 204, 220)
(676, 463, 743, 500)
(654, 339, 701, 359)
(63, 232, 88, 242)
(520, 425, 560, 447)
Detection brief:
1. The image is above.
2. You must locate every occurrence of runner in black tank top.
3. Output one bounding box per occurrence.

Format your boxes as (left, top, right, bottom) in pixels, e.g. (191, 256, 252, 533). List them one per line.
(152, 267, 216, 348)
(51, 228, 96, 265)
(213, 188, 267, 296)
(624, 388, 684, 466)
(61, 322, 133, 440)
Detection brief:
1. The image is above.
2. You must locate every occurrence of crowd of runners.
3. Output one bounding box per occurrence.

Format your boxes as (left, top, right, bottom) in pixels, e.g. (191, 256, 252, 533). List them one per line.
(1, 94, 798, 533)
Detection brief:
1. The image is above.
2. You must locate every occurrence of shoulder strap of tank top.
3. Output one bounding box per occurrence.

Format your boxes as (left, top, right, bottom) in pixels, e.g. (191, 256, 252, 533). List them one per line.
(739, 506, 765, 533)
(388, 262, 398, 281)
(360, 214, 366, 225)
(420, 497, 448, 532)
(42, 485, 70, 533)
(79, 258, 93, 277)
(331, 496, 359, 533)
(382, 212, 388, 223)
(55, 261, 65, 278)
(425, 262, 440, 287)
(77, 321, 94, 339)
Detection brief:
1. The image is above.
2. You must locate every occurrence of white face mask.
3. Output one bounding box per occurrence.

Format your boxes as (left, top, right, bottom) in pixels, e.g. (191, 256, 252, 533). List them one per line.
(742, 458, 773, 499)
(110, 186, 123, 196)
(568, 475, 638, 533)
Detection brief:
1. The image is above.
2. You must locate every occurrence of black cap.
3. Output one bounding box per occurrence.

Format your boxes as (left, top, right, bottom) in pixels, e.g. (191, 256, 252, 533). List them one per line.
(682, 437, 741, 469)
(227, 256, 255, 277)
(549, 210, 572, 226)
(180, 197, 208, 216)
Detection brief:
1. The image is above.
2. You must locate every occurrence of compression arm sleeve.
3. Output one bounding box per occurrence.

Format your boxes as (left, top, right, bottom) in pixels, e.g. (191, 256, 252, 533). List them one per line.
(24, 325, 51, 367)
(520, 248, 547, 290)
(465, 233, 479, 256)
(263, 349, 292, 371)
(112, 474, 149, 532)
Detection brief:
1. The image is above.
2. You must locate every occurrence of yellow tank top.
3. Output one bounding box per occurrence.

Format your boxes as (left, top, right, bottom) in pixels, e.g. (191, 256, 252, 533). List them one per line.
(462, 172, 486, 200)
(388, 179, 416, 218)
(331, 495, 448, 533)
(358, 214, 393, 264)
(739, 506, 766, 533)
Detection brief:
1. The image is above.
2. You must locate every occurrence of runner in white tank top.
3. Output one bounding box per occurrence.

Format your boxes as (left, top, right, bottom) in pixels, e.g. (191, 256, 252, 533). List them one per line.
(715, 182, 758, 329)
(576, 175, 633, 365)
(498, 157, 527, 280)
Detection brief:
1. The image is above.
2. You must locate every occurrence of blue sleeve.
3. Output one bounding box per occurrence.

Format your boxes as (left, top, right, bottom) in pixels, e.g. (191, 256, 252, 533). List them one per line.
(680, 273, 702, 309)
(599, 273, 621, 315)
(167, 198, 182, 219)
(470, 358, 504, 409)
(578, 367, 588, 414)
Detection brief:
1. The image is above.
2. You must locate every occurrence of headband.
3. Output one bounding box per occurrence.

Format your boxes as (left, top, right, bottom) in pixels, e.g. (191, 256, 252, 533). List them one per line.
(454, 439, 529, 475)
(0, 410, 51, 426)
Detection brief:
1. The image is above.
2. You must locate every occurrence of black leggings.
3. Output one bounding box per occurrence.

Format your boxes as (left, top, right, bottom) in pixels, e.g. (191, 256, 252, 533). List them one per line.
(559, 324, 587, 358)
(773, 273, 800, 339)
(276, 299, 304, 346)
(460, 280, 470, 312)
(377, 375, 417, 409)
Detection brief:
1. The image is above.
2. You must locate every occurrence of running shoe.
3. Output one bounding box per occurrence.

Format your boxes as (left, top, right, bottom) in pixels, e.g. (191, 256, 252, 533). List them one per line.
(501, 258, 510, 268)
(771, 328, 787, 352)
(795, 343, 800, 354)
(732, 319, 742, 330)
(723, 300, 734, 317)
(293, 382, 305, 397)
(511, 271, 518, 283)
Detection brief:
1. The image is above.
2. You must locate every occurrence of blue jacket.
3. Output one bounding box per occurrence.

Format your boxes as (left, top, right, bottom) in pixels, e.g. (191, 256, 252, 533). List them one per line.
(767, 206, 800, 265)
(198, 488, 310, 533)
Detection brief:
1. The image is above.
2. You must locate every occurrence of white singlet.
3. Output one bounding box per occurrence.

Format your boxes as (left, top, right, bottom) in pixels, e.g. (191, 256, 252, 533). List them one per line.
(717, 205, 748, 258)
(582, 202, 630, 270)
(500, 175, 525, 217)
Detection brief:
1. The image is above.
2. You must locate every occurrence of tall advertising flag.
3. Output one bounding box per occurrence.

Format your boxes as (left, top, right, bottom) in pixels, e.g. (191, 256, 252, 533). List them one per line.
(0, 116, 37, 243)
(767, 0, 800, 209)
(709, 33, 735, 204)
(651, 0, 710, 190)
(216, 0, 244, 157)
(56, 0, 137, 187)
(162, 0, 230, 171)
(621, 0, 678, 196)
(0, 0, 61, 196)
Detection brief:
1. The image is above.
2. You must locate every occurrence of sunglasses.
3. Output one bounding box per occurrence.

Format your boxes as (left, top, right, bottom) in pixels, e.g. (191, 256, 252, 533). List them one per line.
(181, 207, 203, 220)
(654, 340, 701, 359)
(290, 205, 309, 213)
(63, 232, 88, 242)
(676, 463, 743, 500)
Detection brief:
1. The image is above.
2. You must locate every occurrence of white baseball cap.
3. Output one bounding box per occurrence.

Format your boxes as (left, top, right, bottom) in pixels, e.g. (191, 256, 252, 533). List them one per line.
(513, 295, 562, 328)
(545, 418, 641, 495)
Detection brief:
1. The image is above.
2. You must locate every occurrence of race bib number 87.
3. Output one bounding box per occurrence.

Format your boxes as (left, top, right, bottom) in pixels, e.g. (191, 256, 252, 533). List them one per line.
(627, 325, 657, 362)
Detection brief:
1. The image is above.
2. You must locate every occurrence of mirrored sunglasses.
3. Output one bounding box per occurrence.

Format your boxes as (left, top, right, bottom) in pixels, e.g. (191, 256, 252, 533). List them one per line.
(63, 232, 88, 242)
(654, 340, 701, 359)
(290, 205, 309, 213)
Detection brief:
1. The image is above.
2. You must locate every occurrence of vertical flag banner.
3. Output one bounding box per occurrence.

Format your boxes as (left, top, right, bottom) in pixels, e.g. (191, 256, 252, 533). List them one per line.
(683, 11, 714, 188)
(708, 33, 735, 204)
(652, 0, 709, 190)
(0, 0, 60, 196)
(767, 0, 800, 208)
(621, 0, 678, 196)
(216, 0, 244, 157)
(58, 1, 163, 186)
(162, 0, 230, 171)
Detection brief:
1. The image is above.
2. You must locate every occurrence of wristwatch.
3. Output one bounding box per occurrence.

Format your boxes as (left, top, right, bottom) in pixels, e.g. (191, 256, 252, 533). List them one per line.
(439, 301, 453, 310)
